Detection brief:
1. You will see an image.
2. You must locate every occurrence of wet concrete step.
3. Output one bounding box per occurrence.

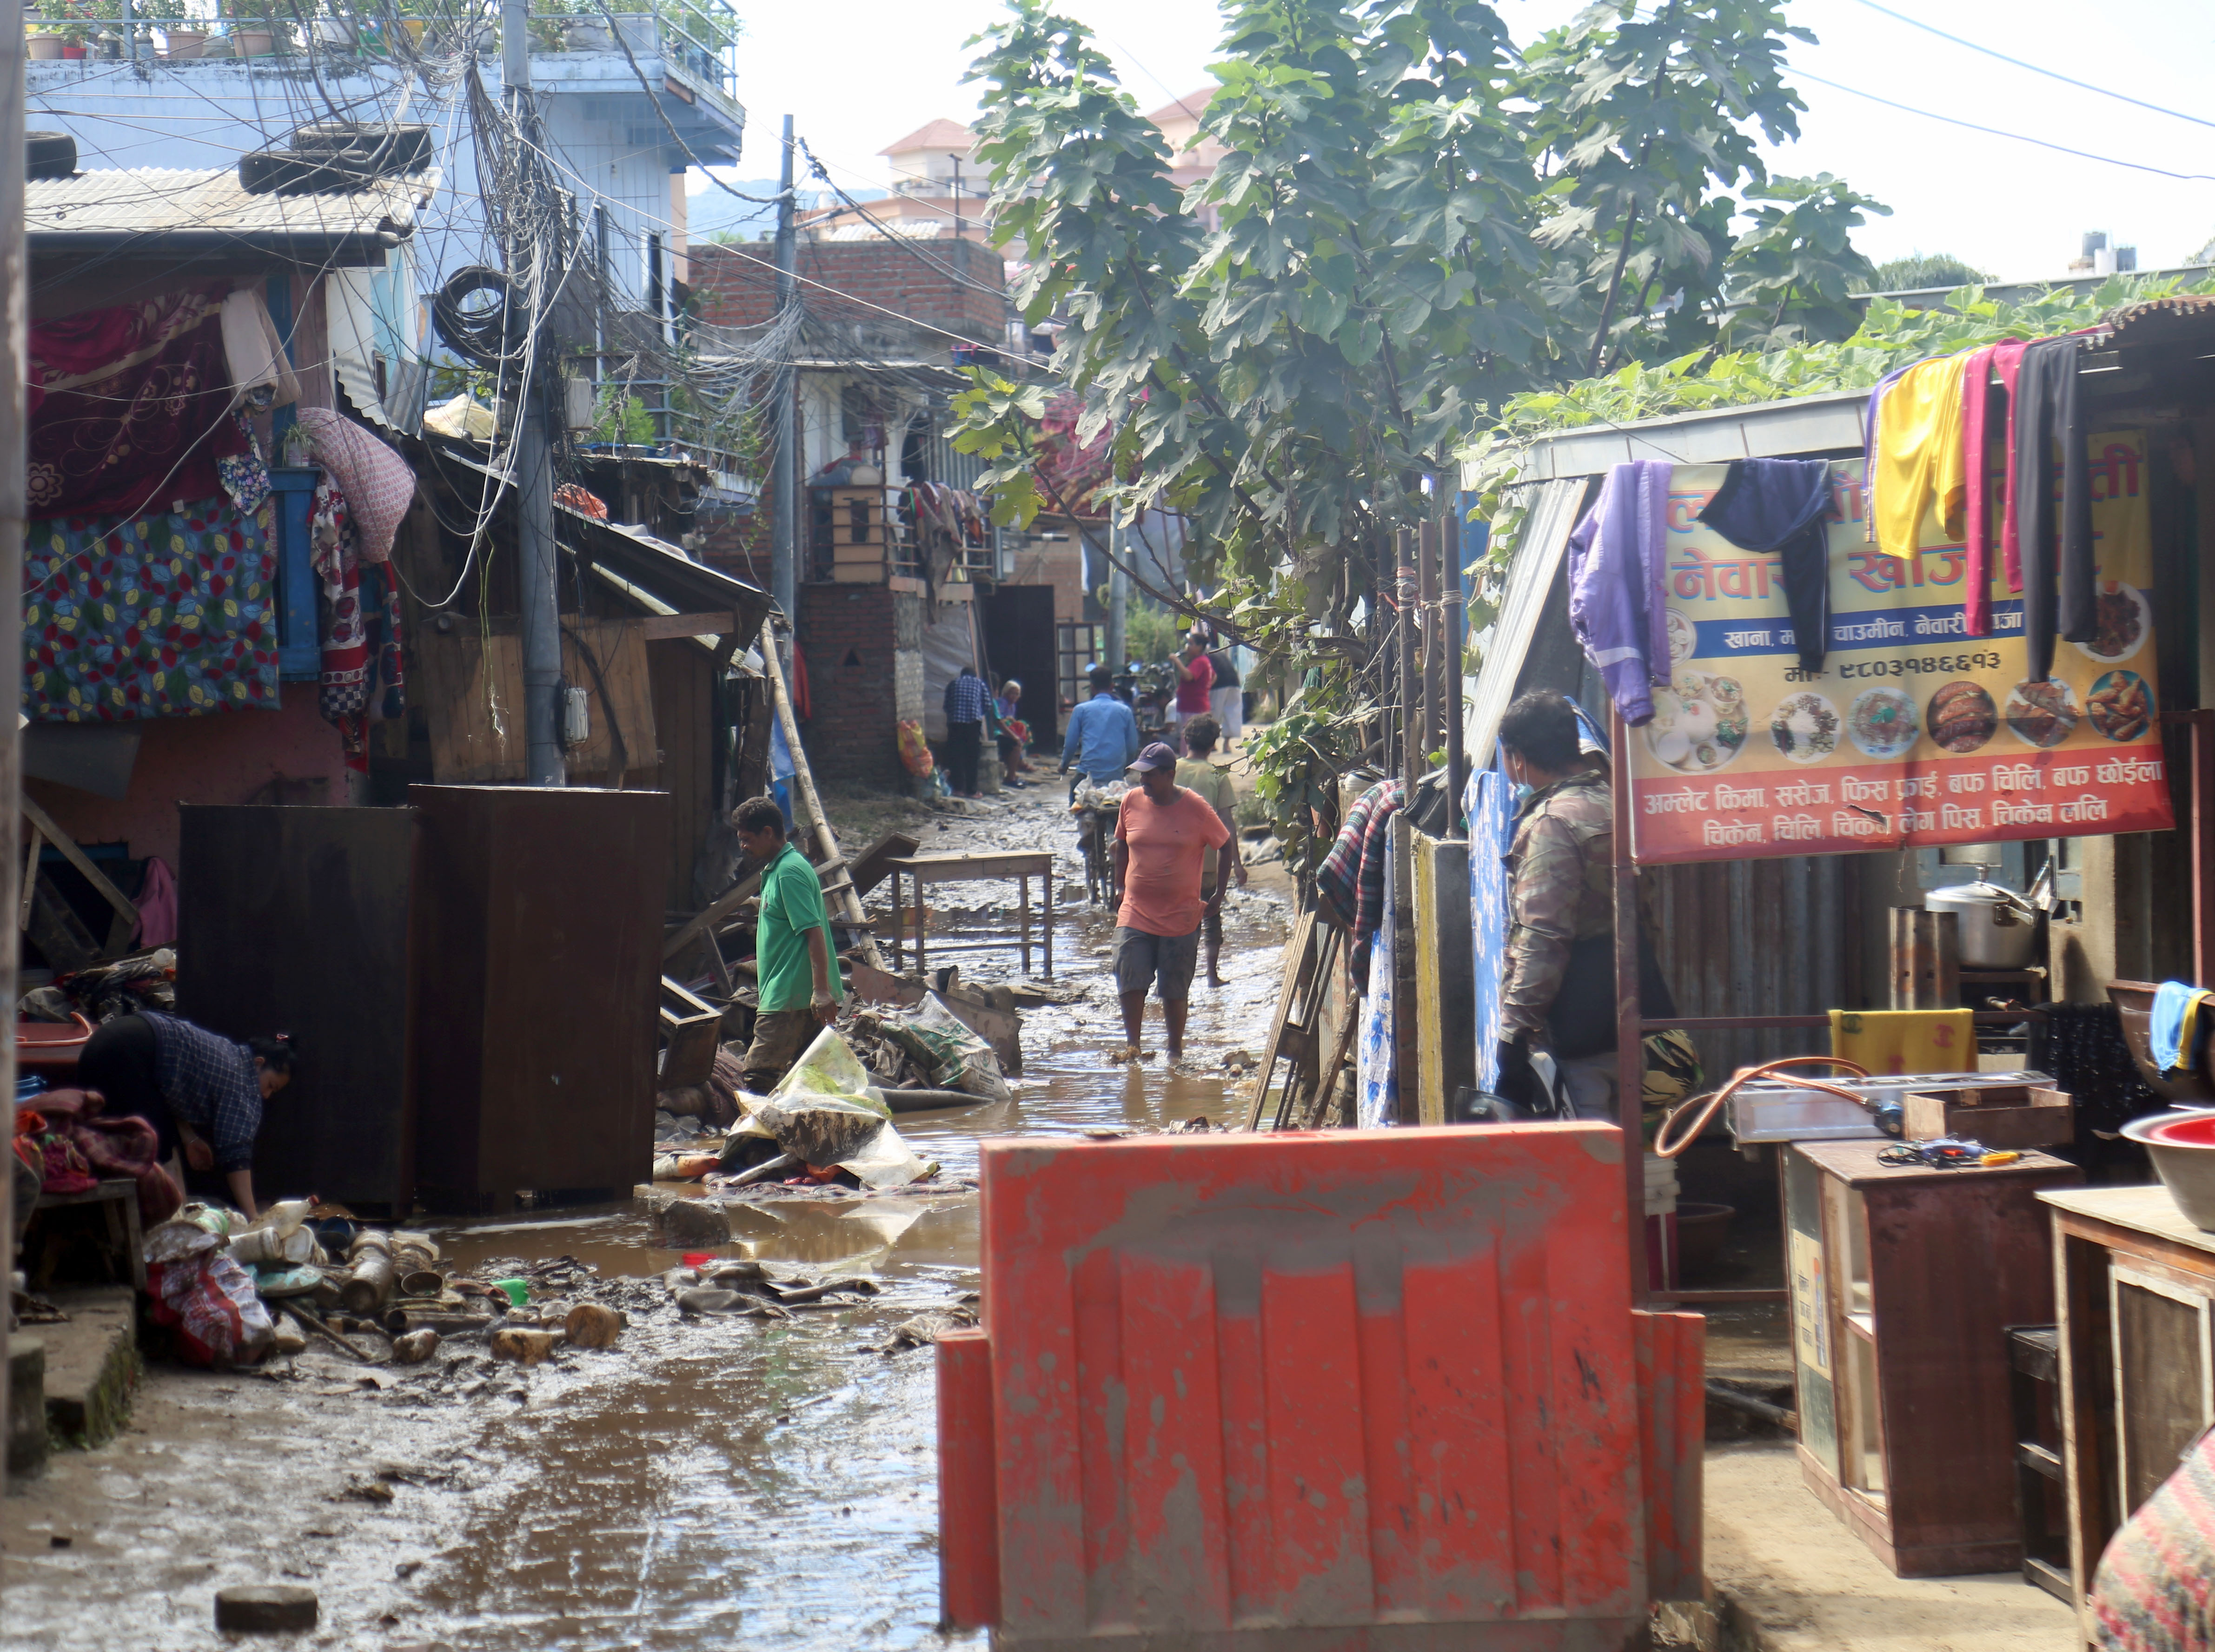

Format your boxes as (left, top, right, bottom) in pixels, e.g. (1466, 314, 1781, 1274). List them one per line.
(39, 1286, 137, 1448)
(8, 1335, 46, 1479)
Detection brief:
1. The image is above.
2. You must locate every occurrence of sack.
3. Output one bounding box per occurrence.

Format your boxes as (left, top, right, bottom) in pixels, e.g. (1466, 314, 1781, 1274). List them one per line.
(145, 1222, 273, 1368)
(897, 719, 935, 778)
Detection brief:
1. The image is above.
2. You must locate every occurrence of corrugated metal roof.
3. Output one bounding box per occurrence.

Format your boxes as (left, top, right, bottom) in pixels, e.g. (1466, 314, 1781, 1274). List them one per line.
(1463, 384, 1869, 488)
(27, 165, 438, 251)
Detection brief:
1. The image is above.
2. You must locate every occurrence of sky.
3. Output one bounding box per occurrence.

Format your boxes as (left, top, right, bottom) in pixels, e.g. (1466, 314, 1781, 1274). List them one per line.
(701, 0, 2215, 281)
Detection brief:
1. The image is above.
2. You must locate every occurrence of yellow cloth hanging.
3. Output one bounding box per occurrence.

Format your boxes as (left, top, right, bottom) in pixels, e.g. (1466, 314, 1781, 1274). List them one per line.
(1871, 354, 1971, 562)
(1829, 1008, 1976, 1076)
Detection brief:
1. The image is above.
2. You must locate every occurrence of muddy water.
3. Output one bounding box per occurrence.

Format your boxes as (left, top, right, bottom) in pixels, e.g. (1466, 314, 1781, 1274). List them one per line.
(1, 789, 1290, 1650)
(403, 884, 1287, 1650)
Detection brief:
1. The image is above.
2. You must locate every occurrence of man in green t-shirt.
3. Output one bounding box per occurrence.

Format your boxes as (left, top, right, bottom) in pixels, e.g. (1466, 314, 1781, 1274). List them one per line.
(733, 796, 844, 1092)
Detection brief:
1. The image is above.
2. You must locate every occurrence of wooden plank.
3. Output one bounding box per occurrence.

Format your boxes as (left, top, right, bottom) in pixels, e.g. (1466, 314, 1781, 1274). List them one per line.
(415, 629, 526, 783)
(21, 793, 135, 928)
(662, 868, 762, 961)
(762, 638, 882, 969)
(886, 852, 1056, 882)
(1244, 910, 1318, 1130)
(637, 610, 738, 641)
(849, 831, 921, 898)
(559, 620, 659, 780)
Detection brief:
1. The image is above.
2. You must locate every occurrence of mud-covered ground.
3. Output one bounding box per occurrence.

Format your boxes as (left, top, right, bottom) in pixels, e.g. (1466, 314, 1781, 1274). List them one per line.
(2, 782, 1292, 1650)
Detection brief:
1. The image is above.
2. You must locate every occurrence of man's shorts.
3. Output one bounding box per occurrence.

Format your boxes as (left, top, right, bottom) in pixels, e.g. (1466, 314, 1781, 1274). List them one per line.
(1114, 925, 1200, 1001)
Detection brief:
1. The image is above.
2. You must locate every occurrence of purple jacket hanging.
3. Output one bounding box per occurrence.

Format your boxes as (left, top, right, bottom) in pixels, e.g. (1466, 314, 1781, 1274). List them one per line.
(1565, 460, 1671, 725)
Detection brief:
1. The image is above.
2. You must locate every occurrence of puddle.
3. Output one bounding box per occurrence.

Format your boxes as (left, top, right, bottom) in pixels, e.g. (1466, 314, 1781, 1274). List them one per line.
(0, 788, 1291, 1649)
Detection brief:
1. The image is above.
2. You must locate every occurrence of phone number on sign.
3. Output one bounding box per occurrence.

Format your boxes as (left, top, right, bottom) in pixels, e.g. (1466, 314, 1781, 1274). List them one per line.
(1835, 651, 2006, 679)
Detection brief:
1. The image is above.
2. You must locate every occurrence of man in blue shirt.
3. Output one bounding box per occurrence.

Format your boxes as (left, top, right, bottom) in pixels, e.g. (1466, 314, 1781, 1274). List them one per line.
(1061, 665, 1141, 789)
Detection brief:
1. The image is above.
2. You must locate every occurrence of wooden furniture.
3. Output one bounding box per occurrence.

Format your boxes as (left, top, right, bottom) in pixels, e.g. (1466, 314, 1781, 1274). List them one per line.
(886, 852, 1054, 977)
(178, 805, 418, 1213)
(1785, 1140, 2082, 1576)
(2042, 1184, 2215, 1642)
(2008, 1323, 2072, 1603)
(29, 1179, 145, 1291)
(1901, 1081, 2074, 1150)
(409, 785, 668, 1212)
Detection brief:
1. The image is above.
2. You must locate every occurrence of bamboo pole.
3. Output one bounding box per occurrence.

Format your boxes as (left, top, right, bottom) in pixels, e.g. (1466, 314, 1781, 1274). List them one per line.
(760, 635, 883, 969)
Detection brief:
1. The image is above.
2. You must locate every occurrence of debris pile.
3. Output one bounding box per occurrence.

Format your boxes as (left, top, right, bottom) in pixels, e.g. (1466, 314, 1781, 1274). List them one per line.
(137, 1203, 646, 1377)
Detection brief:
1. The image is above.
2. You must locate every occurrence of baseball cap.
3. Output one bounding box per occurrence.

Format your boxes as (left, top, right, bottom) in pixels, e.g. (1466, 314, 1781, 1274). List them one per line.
(1129, 742, 1178, 774)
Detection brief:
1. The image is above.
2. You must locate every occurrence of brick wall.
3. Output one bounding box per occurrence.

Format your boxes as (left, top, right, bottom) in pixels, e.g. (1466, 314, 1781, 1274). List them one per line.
(1002, 541, 1087, 624)
(690, 236, 1008, 346)
(797, 584, 926, 787)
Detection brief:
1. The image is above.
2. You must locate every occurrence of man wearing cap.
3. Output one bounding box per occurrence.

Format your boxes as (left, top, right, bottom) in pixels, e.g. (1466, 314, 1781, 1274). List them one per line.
(1110, 741, 1234, 1062)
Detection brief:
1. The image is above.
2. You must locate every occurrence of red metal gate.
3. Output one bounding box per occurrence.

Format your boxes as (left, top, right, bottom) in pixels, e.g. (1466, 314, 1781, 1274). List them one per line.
(940, 1124, 1703, 1648)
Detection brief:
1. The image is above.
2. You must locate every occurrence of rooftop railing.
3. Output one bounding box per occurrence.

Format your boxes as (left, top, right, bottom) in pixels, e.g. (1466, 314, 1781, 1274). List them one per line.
(27, 1, 740, 104)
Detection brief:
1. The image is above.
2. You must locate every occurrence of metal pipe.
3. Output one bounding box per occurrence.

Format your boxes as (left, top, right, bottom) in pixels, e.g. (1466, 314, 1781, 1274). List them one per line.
(770, 114, 797, 628)
(1442, 502, 1465, 836)
(1396, 528, 1419, 791)
(1610, 704, 1647, 1308)
(1417, 516, 1439, 764)
(0, 0, 27, 1500)
(1106, 516, 1127, 674)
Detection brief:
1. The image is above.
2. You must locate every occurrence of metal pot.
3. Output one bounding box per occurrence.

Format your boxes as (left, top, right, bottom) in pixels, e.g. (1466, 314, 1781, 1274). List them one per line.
(1924, 880, 2037, 969)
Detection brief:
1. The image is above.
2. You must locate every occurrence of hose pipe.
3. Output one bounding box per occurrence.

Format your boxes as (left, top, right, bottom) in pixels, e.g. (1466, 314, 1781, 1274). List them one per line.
(1653, 1054, 1875, 1160)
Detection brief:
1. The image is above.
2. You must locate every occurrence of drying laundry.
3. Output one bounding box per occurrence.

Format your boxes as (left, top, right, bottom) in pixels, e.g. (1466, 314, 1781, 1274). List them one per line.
(1565, 460, 1671, 724)
(1870, 353, 1971, 562)
(1959, 337, 2029, 634)
(219, 284, 300, 412)
(2012, 335, 2094, 684)
(1695, 457, 1836, 671)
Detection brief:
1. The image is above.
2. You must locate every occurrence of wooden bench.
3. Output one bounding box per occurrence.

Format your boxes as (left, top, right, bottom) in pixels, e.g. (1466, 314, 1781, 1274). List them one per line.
(886, 852, 1055, 977)
(30, 1177, 146, 1292)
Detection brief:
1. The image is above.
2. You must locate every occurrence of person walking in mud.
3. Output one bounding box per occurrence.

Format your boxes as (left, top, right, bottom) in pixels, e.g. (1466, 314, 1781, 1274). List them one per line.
(1176, 714, 1247, 989)
(733, 796, 843, 1092)
(1109, 742, 1234, 1062)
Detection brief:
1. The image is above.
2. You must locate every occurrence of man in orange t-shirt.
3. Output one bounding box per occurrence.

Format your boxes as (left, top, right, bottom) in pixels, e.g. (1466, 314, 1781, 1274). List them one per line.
(1111, 742, 1234, 1061)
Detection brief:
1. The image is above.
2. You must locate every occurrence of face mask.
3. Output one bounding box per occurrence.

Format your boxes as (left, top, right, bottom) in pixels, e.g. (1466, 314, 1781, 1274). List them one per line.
(1512, 783, 1534, 806)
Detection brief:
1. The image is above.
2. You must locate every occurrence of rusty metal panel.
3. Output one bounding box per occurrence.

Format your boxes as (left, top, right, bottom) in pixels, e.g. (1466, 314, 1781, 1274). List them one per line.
(965, 1124, 1668, 1647)
(177, 805, 416, 1212)
(1652, 852, 1865, 1077)
(1635, 1309, 1707, 1602)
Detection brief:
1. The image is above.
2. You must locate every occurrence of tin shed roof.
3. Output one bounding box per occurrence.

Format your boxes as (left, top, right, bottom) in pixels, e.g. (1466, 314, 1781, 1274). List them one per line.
(26, 166, 439, 262)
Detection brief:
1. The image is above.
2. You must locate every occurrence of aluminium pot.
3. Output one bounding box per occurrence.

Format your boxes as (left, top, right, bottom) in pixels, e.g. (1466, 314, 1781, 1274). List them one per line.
(1924, 879, 2038, 969)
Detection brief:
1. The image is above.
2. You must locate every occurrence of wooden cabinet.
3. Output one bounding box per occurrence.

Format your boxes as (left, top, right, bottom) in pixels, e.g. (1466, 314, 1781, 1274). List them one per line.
(2042, 1186, 2215, 1644)
(408, 785, 668, 1212)
(1785, 1141, 2082, 1576)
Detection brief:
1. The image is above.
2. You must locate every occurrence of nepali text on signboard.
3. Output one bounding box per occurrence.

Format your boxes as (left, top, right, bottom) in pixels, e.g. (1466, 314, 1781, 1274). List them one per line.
(1629, 436, 2172, 864)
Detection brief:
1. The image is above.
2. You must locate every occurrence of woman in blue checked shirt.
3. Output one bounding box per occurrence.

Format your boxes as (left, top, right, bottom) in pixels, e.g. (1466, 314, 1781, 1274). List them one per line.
(77, 1013, 297, 1220)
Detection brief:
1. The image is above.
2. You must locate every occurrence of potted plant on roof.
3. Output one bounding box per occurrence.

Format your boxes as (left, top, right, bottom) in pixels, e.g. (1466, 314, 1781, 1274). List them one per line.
(220, 0, 274, 56)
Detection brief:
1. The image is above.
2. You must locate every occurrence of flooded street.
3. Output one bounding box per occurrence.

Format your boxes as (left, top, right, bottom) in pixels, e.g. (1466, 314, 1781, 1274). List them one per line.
(4, 786, 1291, 1650)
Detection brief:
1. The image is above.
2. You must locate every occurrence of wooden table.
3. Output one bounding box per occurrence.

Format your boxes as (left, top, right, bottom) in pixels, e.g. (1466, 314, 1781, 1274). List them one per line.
(2041, 1183, 2215, 1644)
(31, 1177, 146, 1291)
(886, 852, 1054, 977)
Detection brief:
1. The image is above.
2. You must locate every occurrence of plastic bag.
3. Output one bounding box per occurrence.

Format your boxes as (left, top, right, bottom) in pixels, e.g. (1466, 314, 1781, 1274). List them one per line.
(751, 1027, 930, 1188)
(864, 995, 1012, 1104)
(897, 719, 935, 778)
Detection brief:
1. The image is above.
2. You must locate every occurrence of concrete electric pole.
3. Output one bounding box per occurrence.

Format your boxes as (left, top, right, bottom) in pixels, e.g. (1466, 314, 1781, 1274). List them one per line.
(770, 115, 798, 635)
(503, 0, 564, 786)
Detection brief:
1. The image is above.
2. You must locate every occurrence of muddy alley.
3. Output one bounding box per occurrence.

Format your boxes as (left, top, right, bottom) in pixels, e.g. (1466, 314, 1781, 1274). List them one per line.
(3, 784, 1292, 1651)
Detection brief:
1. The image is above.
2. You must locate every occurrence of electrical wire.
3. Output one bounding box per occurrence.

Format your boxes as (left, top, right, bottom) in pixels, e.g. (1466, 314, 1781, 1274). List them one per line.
(1792, 69, 2215, 183)
(1844, 0, 2215, 135)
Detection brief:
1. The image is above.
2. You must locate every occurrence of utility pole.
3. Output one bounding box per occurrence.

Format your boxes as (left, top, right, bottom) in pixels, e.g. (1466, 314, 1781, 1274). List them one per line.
(1442, 501, 1466, 838)
(504, 0, 563, 786)
(948, 153, 963, 241)
(1105, 516, 1127, 676)
(1396, 526, 1419, 793)
(770, 115, 797, 634)
(0, 0, 27, 1498)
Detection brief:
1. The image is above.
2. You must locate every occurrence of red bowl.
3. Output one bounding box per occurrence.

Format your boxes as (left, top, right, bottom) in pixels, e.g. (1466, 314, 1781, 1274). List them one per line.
(2150, 1114, 2215, 1149)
